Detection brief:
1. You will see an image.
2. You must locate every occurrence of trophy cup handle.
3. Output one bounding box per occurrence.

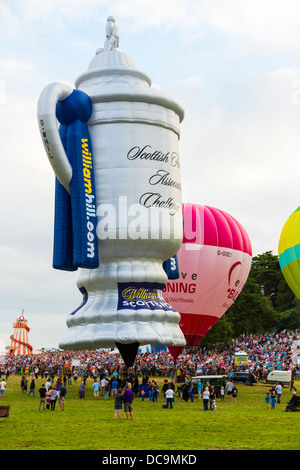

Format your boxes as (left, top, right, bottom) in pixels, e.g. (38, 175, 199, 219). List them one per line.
(37, 82, 74, 193)
(37, 83, 98, 271)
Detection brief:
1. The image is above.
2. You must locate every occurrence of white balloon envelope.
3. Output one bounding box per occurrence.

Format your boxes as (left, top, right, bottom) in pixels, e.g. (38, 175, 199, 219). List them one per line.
(37, 17, 186, 366)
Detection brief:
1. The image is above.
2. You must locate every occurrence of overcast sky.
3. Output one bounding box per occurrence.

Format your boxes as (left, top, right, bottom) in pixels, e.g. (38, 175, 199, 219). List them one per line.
(1, 0, 300, 350)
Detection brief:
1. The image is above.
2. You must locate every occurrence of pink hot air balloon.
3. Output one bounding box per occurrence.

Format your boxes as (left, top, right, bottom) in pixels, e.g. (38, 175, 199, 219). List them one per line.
(164, 204, 252, 361)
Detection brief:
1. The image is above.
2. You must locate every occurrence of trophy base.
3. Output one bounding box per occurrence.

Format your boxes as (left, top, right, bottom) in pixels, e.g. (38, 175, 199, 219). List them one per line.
(59, 273, 186, 365)
(59, 316, 186, 351)
(59, 321, 186, 367)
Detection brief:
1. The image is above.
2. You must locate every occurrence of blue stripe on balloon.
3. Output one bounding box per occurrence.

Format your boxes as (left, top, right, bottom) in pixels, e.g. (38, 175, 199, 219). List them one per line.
(279, 244, 300, 270)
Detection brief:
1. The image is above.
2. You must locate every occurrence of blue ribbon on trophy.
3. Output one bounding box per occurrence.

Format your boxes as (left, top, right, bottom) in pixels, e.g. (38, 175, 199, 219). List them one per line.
(53, 89, 99, 271)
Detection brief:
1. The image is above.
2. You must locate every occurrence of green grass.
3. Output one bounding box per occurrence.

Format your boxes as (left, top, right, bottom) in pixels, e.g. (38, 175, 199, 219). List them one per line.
(0, 375, 299, 450)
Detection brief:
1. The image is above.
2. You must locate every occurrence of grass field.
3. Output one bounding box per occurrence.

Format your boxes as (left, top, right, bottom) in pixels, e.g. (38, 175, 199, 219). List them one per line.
(0, 374, 299, 451)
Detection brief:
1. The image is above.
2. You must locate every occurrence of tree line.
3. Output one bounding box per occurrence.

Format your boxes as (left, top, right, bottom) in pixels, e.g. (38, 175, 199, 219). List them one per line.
(200, 251, 300, 350)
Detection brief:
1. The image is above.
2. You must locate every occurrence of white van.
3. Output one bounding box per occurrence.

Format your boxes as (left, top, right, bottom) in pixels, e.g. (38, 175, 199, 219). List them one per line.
(266, 370, 291, 386)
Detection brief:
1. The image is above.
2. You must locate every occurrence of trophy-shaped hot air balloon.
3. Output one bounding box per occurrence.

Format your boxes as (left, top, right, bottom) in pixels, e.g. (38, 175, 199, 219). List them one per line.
(37, 17, 186, 366)
(278, 207, 300, 299)
(164, 203, 252, 361)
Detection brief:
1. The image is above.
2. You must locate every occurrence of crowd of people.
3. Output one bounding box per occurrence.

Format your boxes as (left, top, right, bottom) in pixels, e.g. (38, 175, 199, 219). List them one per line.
(0, 329, 299, 416)
(1, 329, 299, 382)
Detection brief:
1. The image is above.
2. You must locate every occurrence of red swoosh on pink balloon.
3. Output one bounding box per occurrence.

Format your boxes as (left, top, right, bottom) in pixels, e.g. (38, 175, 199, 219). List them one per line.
(228, 261, 242, 286)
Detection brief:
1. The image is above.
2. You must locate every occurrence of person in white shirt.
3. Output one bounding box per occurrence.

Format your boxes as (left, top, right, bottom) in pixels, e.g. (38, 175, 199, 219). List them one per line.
(100, 377, 107, 397)
(45, 379, 51, 391)
(202, 387, 210, 411)
(275, 383, 283, 404)
(0, 379, 6, 399)
(165, 386, 174, 409)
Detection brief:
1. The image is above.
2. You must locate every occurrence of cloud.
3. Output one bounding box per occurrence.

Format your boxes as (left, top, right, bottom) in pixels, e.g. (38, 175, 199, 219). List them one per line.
(3, 0, 300, 52)
(198, 0, 300, 51)
(113, 0, 197, 31)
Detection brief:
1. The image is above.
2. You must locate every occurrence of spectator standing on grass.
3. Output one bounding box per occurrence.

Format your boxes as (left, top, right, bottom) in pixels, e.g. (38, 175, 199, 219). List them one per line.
(225, 379, 234, 402)
(202, 387, 210, 411)
(165, 385, 174, 409)
(123, 384, 134, 420)
(58, 384, 67, 410)
(275, 383, 282, 404)
(20, 376, 27, 395)
(265, 392, 271, 410)
(220, 386, 225, 401)
(100, 376, 107, 397)
(111, 378, 119, 398)
(162, 380, 169, 403)
(209, 386, 216, 410)
(152, 382, 159, 402)
(189, 385, 195, 403)
(269, 387, 276, 410)
(79, 381, 85, 399)
(46, 387, 52, 410)
(51, 387, 58, 410)
(232, 385, 238, 402)
(182, 383, 189, 402)
(92, 379, 100, 399)
(0, 378, 6, 399)
(27, 378, 35, 397)
(114, 387, 123, 420)
(104, 380, 110, 399)
(24, 376, 28, 394)
(290, 376, 297, 392)
(148, 383, 153, 401)
(38, 384, 47, 411)
(45, 378, 51, 391)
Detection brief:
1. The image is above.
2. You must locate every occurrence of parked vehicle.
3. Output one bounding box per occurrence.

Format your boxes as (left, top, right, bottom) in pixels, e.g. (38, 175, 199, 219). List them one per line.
(266, 370, 291, 386)
(177, 375, 227, 398)
(229, 372, 257, 384)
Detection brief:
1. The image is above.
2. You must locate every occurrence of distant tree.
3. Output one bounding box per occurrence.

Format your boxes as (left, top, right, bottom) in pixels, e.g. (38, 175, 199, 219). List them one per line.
(199, 315, 234, 350)
(251, 251, 300, 315)
(274, 277, 297, 312)
(225, 277, 278, 336)
(250, 251, 282, 307)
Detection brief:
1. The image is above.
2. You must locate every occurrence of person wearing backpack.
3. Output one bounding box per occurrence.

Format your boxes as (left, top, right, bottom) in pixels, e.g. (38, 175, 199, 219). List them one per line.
(152, 382, 159, 402)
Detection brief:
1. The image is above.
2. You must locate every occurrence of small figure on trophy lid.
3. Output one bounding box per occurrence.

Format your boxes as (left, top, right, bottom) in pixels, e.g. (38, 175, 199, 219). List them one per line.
(104, 16, 119, 52)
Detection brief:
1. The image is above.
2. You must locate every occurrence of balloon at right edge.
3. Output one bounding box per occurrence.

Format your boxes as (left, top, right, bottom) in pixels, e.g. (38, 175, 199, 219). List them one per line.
(164, 204, 252, 361)
(278, 207, 300, 299)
